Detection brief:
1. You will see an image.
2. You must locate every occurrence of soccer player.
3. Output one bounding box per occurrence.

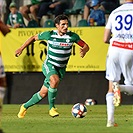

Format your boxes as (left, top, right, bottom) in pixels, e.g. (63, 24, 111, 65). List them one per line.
(0, 1, 10, 132)
(104, 0, 133, 127)
(15, 14, 89, 118)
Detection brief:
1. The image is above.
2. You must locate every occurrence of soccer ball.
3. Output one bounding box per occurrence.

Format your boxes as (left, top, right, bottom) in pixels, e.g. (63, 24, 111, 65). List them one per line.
(85, 98, 96, 106)
(71, 103, 87, 118)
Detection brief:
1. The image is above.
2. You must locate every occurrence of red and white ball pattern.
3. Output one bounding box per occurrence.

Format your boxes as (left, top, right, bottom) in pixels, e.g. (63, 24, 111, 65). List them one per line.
(71, 103, 87, 118)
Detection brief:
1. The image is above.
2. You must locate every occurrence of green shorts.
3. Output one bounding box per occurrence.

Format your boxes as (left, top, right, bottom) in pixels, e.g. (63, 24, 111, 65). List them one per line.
(42, 62, 66, 88)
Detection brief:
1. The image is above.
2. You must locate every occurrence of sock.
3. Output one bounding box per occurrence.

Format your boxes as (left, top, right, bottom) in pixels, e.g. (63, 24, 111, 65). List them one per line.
(119, 85, 133, 95)
(24, 92, 42, 109)
(48, 87, 57, 110)
(106, 92, 115, 123)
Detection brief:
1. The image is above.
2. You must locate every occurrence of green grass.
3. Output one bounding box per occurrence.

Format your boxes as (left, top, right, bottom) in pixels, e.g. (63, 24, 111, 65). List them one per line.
(1, 104, 133, 133)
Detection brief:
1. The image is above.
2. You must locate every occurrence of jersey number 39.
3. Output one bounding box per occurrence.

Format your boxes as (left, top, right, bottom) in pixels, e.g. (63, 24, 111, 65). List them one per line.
(115, 14, 132, 31)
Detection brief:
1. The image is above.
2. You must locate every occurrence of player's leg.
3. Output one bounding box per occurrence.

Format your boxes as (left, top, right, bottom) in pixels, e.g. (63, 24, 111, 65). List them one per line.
(49, 66, 66, 117)
(119, 85, 133, 95)
(0, 57, 6, 107)
(42, 63, 60, 117)
(119, 52, 133, 95)
(105, 52, 121, 127)
(0, 55, 6, 130)
(17, 85, 48, 118)
(48, 75, 59, 117)
(106, 81, 115, 127)
(43, 63, 66, 117)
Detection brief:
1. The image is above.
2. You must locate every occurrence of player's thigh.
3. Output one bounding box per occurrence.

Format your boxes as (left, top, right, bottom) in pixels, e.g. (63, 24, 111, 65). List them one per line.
(120, 52, 133, 85)
(57, 66, 66, 81)
(42, 62, 58, 80)
(106, 53, 121, 81)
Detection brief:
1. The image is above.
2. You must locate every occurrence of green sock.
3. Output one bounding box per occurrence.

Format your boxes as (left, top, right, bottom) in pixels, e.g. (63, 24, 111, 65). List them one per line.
(48, 87, 57, 110)
(24, 92, 42, 109)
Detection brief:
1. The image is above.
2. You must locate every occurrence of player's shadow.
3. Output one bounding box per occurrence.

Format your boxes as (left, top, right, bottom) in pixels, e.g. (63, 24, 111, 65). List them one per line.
(22, 41, 47, 72)
(22, 44, 39, 72)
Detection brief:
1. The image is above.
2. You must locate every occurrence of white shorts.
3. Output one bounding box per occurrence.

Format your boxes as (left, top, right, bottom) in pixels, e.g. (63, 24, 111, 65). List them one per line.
(0, 55, 6, 78)
(106, 48, 133, 85)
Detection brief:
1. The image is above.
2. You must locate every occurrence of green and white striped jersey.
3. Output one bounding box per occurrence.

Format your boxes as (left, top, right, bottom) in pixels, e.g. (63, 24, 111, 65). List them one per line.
(38, 30, 81, 67)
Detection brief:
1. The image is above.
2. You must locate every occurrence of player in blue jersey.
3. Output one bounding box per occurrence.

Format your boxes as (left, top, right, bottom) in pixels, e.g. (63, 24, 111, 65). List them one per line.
(15, 14, 89, 118)
(104, 0, 133, 127)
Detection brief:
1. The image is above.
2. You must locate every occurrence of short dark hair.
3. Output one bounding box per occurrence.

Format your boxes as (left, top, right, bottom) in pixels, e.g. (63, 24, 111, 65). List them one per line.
(54, 14, 69, 25)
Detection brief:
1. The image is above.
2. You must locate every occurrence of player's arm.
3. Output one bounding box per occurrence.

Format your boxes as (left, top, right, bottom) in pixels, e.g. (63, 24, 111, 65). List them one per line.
(104, 28, 112, 44)
(77, 39, 90, 58)
(15, 34, 38, 57)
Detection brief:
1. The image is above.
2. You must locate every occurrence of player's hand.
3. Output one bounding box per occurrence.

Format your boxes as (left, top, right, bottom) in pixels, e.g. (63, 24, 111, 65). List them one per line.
(15, 48, 22, 57)
(80, 47, 89, 58)
(80, 48, 85, 58)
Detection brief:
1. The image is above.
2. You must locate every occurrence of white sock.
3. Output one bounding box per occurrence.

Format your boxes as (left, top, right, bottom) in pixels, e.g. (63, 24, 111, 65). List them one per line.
(119, 85, 133, 95)
(106, 92, 115, 123)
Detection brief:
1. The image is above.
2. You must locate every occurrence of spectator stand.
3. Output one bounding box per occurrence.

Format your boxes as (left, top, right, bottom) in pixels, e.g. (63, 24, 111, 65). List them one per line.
(43, 19, 54, 28)
(27, 19, 39, 28)
(64, 0, 86, 27)
(40, 10, 55, 27)
(77, 19, 88, 27)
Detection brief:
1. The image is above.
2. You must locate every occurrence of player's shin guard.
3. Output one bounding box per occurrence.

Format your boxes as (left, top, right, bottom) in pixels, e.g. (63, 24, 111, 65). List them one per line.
(48, 87, 57, 109)
(24, 92, 43, 108)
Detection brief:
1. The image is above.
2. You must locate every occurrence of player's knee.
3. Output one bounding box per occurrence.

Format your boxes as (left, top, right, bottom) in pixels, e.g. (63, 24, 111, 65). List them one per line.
(39, 91, 47, 98)
(50, 76, 60, 88)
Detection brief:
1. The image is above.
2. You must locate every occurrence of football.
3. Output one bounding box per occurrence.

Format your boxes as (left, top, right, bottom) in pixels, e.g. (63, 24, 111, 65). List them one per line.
(85, 98, 96, 106)
(71, 103, 87, 118)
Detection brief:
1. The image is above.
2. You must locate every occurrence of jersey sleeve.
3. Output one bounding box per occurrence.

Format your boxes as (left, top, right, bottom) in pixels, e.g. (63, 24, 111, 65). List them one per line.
(38, 31, 51, 40)
(71, 32, 86, 47)
(71, 32, 81, 43)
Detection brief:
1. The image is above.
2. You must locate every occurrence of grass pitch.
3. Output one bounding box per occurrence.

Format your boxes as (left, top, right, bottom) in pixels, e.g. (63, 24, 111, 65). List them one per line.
(1, 104, 133, 133)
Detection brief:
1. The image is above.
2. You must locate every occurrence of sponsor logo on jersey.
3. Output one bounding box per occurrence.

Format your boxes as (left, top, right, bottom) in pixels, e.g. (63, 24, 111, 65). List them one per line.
(116, 33, 133, 39)
(112, 41, 133, 50)
(60, 43, 69, 46)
